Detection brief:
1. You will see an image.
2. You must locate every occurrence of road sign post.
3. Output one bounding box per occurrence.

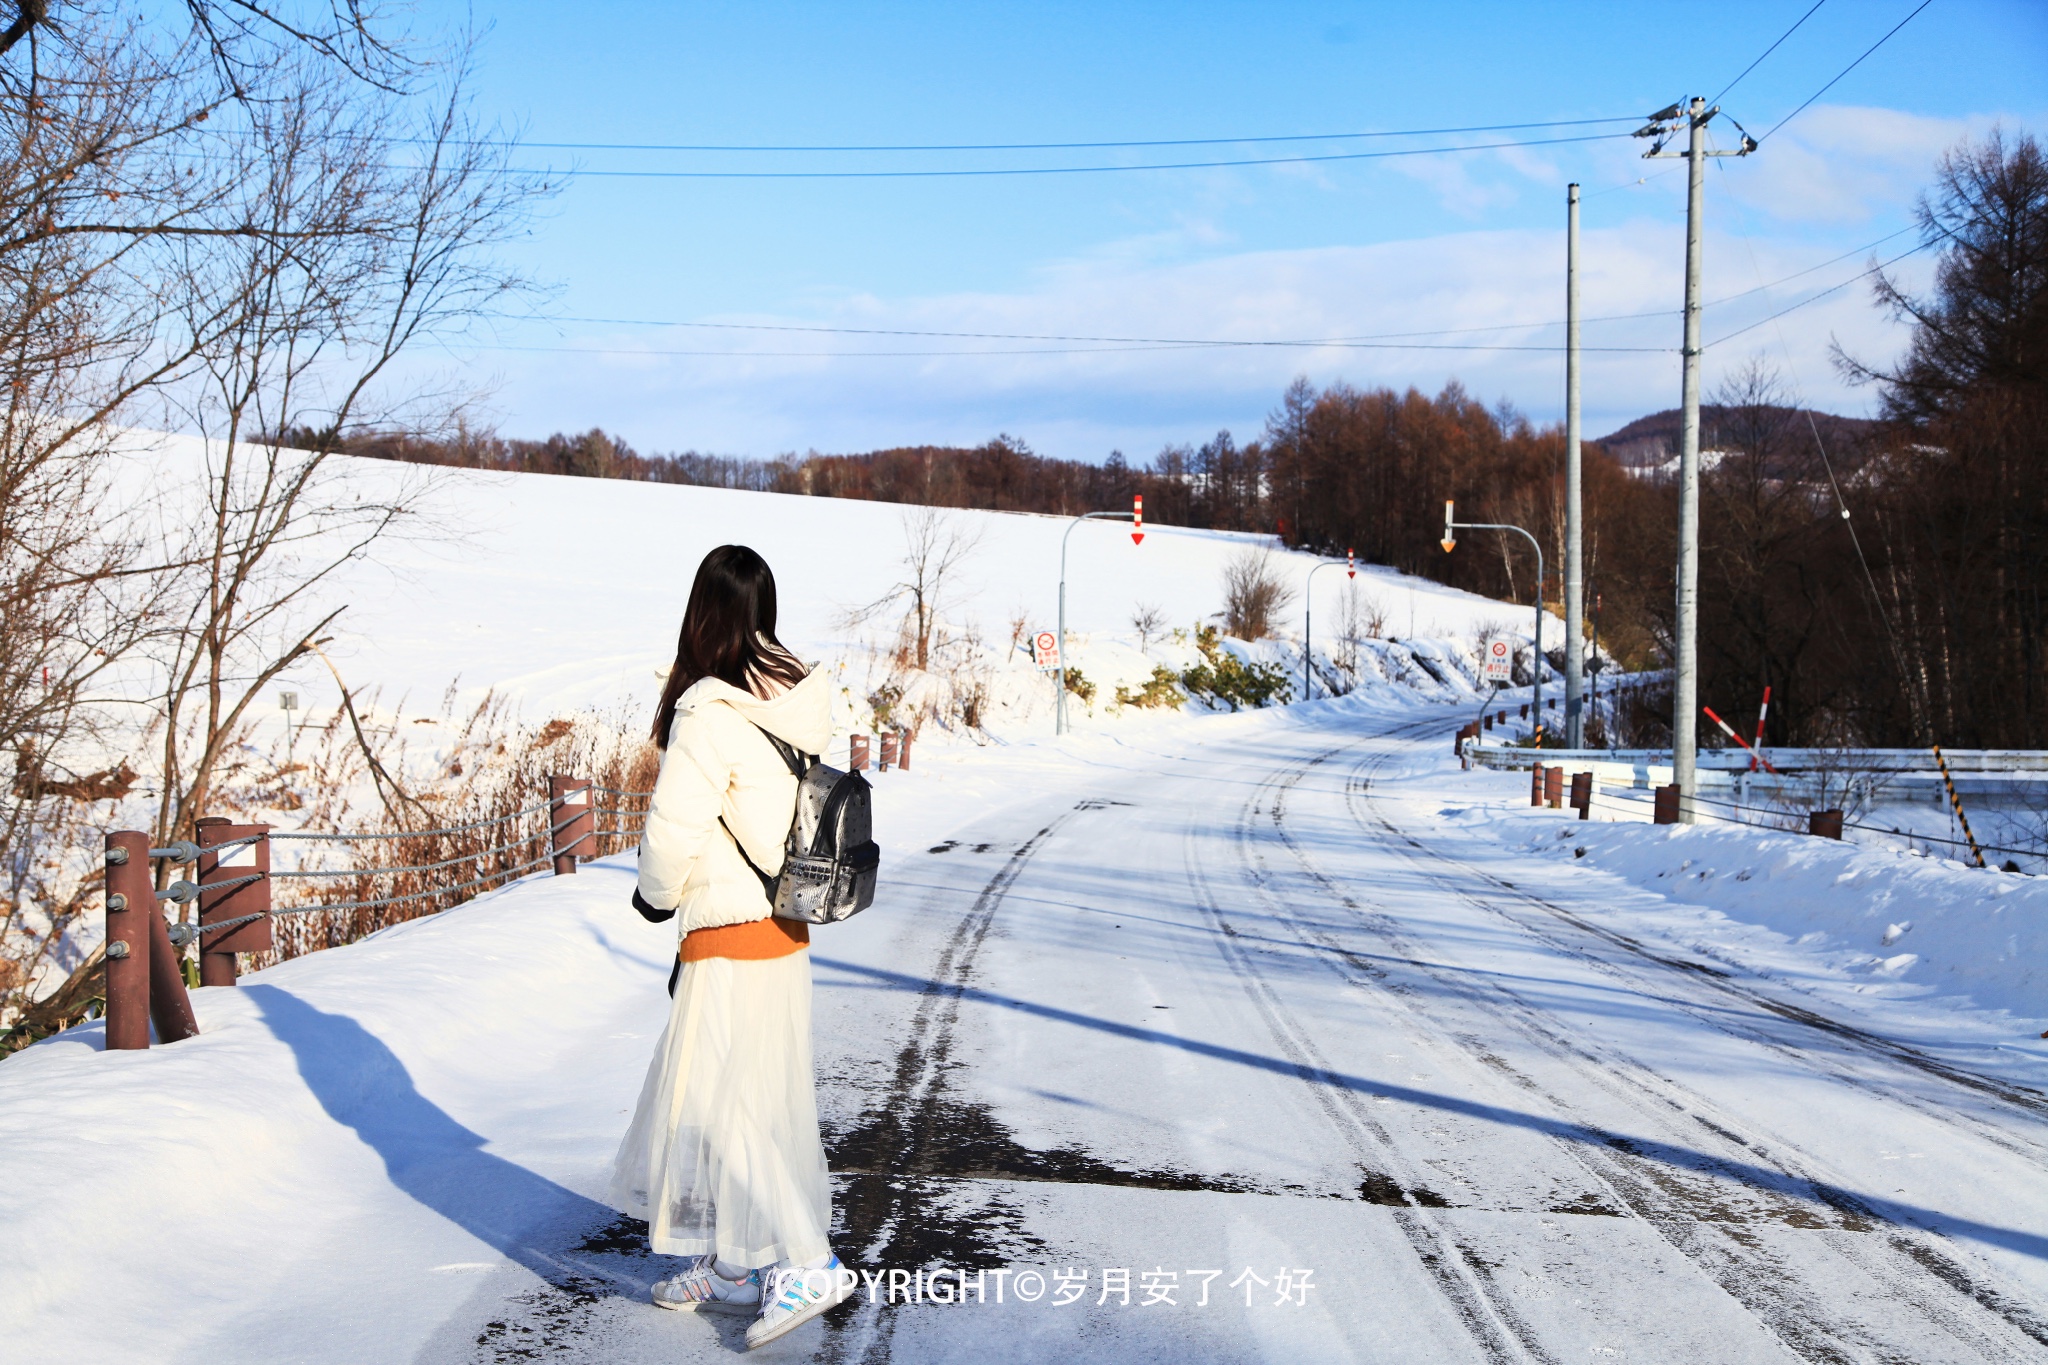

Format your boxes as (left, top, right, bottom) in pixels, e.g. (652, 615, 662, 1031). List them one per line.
(1443, 501, 1545, 723)
(1483, 639, 1513, 687)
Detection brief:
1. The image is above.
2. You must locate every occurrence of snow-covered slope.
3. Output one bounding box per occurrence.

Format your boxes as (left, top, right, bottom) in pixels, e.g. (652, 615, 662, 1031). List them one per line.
(125, 431, 1547, 746)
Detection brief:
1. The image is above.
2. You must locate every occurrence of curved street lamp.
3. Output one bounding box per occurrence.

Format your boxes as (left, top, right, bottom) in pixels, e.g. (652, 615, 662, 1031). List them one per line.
(1301, 548, 1356, 701)
(1055, 500, 1143, 735)
(1443, 501, 1546, 726)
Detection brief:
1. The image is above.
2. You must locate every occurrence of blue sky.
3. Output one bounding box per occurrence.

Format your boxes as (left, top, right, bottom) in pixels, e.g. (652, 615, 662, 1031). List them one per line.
(426, 1, 2047, 460)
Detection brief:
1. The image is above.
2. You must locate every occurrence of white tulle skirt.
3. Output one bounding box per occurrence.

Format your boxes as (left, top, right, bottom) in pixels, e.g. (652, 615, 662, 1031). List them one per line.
(608, 950, 832, 1267)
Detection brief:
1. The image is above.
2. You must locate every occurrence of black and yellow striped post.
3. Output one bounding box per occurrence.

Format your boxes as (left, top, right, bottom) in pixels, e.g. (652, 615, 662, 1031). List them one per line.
(1929, 744, 1985, 869)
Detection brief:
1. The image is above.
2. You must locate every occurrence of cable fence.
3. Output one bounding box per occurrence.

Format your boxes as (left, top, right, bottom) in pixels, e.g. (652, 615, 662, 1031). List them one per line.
(92, 724, 921, 1054)
(1589, 780, 2040, 863)
(137, 772, 659, 980)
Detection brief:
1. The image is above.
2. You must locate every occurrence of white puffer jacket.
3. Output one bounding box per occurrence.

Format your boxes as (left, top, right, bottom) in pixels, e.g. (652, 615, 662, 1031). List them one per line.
(635, 665, 835, 934)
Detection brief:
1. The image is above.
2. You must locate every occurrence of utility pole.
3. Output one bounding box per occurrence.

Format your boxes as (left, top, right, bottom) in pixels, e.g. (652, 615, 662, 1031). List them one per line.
(1564, 182, 1585, 749)
(1640, 98, 1754, 820)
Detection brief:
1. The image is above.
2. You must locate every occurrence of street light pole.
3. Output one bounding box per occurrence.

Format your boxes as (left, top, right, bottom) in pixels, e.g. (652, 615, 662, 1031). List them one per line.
(1056, 509, 1137, 735)
(1302, 551, 1355, 700)
(1444, 501, 1546, 728)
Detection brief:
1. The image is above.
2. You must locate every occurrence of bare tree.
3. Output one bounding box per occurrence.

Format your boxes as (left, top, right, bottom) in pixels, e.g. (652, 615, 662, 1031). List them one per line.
(1130, 602, 1166, 653)
(0, 7, 541, 1025)
(1220, 544, 1296, 640)
(0, 17, 261, 1022)
(1336, 581, 1382, 677)
(854, 506, 981, 672)
(146, 54, 538, 849)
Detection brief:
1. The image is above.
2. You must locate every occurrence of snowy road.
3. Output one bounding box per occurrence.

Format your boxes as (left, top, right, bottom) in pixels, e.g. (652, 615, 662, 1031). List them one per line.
(433, 706, 2048, 1363)
(11, 703, 2048, 1363)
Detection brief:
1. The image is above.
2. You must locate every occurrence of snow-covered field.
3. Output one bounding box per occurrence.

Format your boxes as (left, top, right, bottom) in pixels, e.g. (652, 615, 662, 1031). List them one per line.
(10, 444, 2048, 1362)
(123, 432, 1532, 745)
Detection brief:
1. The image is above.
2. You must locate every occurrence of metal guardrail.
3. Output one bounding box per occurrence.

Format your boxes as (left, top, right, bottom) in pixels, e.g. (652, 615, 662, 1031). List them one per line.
(1464, 745, 2048, 774)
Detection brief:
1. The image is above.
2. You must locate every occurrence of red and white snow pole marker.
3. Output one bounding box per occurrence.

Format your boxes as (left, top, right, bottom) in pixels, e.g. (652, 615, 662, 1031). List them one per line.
(1131, 494, 1144, 545)
(1702, 705, 1778, 774)
(1347, 547, 1355, 579)
(1749, 686, 1771, 772)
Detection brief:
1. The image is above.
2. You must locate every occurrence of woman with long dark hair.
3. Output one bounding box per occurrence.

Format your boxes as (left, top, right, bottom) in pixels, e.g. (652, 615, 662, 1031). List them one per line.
(608, 545, 853, 1348)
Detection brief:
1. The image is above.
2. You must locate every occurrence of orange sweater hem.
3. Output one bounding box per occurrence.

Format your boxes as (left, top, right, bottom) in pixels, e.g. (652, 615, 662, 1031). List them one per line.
(680, 916, 810, 962)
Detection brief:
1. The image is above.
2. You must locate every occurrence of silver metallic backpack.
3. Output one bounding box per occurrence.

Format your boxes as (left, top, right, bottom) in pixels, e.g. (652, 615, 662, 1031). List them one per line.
(722, 724, 879, 924)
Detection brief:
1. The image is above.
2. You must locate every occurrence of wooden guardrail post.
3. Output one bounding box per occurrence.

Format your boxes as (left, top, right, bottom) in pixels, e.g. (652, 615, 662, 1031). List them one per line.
(898, 729, 914, 771)
(103, 831, 152, 1051)
(878, 732, 898, 772)
(1654, 784, 1680, 824)
(1808, 809, 1843, 840)
(1544, 767, 1564, 809)
(1530, 763, 1546, 806)
(1570, 771, 1592, 819)
(848, 734, 869, 771)
(550, 775, 594, 876)
(197, 817, 272, 987)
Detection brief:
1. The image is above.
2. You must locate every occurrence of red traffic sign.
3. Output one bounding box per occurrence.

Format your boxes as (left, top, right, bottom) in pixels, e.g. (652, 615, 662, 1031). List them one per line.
(1034, 631, 1059, 668)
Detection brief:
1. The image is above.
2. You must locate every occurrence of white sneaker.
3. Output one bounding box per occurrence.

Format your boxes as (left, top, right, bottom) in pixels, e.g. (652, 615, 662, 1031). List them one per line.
(744, 1255, 856, 1350)
(651, 1255, 762, 1314)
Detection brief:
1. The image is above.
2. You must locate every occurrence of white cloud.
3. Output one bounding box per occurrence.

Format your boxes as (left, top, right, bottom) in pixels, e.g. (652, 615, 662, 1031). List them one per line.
(1714, 105, 1978, 225)
(465, 214, 1919, 458)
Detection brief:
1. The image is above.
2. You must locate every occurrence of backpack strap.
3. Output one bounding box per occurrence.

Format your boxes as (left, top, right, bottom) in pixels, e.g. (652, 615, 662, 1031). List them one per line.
(720, 815, 780, 903)
(757, 729, 810, 780)
(716, 711, 813, 902)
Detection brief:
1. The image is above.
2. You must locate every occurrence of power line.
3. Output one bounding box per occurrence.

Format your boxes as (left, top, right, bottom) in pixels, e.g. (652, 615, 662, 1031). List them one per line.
(1581, 166, 1684, 199)
(513, 225, 1920, 351)
(1709, 155, 1928, 749)
(1704, 239, 1933, 346)
(472, 337, 1674, 360)
(1711, 0, 1829, 107)
(531, 130, 1635, 180)
(504, 115, 1643, 155)
(1761, 0, 1936, 141)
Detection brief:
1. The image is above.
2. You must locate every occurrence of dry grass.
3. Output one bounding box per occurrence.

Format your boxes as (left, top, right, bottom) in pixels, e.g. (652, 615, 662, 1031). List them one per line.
(246, 699, 659, 969)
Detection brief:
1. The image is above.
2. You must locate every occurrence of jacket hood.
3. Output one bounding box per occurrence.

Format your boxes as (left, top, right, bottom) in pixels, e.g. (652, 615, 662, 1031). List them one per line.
(676, 664, 834, 755)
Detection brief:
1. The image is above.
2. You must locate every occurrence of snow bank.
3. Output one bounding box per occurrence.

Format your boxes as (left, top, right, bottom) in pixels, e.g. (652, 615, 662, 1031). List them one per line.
(1432, 773, 2048, 1047)
(0, 857, 671, 1357)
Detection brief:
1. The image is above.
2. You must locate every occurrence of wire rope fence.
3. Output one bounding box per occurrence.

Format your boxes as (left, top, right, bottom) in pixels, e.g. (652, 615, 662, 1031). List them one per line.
(86, 768, 658, 1053)
(1497, 747, 2043, 870)
(84, 723, 919, 1053)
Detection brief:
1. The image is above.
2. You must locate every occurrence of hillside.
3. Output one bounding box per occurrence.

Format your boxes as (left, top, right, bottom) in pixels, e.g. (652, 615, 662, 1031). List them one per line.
(133, 433, 1549, 743)
(1593, 405, 1881, 469)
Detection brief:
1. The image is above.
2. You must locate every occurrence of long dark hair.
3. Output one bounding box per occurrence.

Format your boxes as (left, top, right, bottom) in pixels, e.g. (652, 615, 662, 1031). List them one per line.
(651, 545, 807, 747)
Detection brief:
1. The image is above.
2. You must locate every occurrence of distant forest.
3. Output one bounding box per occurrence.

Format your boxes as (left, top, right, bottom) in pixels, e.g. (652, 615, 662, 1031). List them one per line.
(332, 132, 2047, 752)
